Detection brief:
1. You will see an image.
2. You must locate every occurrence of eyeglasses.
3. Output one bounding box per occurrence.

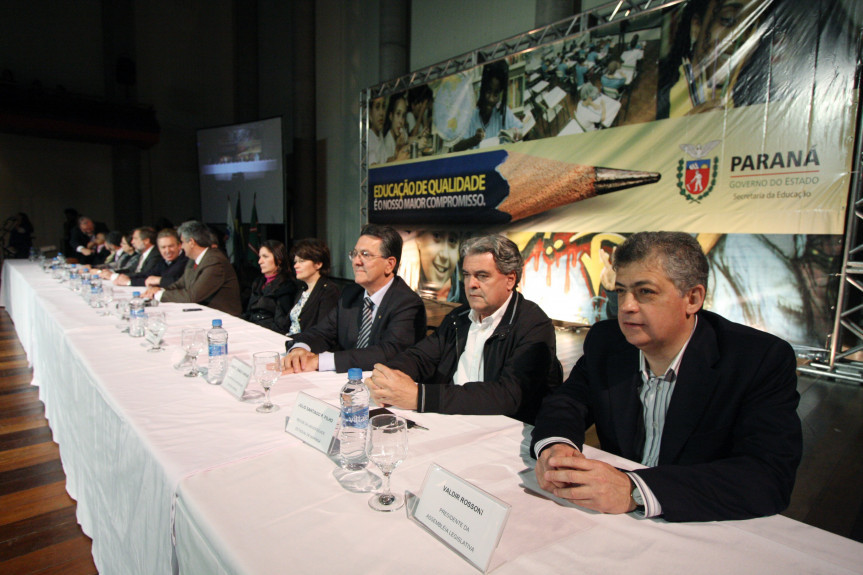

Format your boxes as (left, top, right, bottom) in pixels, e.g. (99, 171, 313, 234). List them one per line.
(348, 249, 384, 262)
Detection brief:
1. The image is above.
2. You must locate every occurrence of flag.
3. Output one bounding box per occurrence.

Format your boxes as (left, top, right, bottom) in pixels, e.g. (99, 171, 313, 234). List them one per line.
(234, 193, 244, 266)
(247, 193, 260, 268)
(225, 195, 235, 264)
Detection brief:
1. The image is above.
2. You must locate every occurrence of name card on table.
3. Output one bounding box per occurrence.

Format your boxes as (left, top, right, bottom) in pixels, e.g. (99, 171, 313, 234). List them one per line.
(285, 392, 340, 454)
(220, 358, 253, 399)
(410, 463, 511, 573)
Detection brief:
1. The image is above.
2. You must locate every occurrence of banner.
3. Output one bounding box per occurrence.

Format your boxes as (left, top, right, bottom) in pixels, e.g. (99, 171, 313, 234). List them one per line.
(366, 0, 858, 348)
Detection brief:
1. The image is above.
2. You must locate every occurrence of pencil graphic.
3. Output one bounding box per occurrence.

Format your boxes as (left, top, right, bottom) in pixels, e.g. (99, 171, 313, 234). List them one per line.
(497, 151, 661, 221)
(369, 149, 660, 225)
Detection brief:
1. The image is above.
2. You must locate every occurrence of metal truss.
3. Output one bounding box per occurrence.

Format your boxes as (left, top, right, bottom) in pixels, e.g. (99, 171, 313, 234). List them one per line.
(799, 86, 863, 385)
(358, 0, 686, 225)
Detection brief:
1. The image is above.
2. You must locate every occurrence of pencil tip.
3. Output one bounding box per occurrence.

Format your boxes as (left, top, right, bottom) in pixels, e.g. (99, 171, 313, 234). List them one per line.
(594, 168, 661, 195)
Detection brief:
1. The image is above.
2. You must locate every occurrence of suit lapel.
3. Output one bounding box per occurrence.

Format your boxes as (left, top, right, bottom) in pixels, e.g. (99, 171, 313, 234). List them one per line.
(606, 346, 644, 461)
(368, 277, 399, 344)
(658, 316, 721, 464)
(304, 280, 321, 311)
(345, 286, 364, 346)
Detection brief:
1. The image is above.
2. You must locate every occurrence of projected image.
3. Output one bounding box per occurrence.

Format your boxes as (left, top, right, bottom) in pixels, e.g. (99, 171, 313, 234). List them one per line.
(199, 125, 279, 179)
(197, 117, 285, 224)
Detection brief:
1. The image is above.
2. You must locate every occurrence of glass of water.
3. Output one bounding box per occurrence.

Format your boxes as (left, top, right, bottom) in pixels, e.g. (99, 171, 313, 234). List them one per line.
(253, 351, 281, 413)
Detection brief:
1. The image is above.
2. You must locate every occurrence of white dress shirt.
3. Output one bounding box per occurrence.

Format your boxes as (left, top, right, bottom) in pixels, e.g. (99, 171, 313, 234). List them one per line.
(453, 292, 512, 385)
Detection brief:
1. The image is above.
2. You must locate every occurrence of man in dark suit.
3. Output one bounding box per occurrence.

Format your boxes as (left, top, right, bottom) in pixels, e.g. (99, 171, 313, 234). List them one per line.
(103, 226, 160, 283)
(143, 221, 241, 316)
(532, 231, 801, 522)
(69, 216, 97, 264)
(366, 234, 560, 424)
(128, 228, 188, 288)
(282, 224, 426, 373)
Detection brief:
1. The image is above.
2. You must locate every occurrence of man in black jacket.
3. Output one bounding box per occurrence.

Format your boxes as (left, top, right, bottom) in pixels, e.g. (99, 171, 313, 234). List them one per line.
(102, 226, 160, 283)
(282, 224, 426, 373)
(69, 216, 97, 264)
(531, 231, 801, 522)
(367, 235, 560, 424)
(127, 228, 188, 288)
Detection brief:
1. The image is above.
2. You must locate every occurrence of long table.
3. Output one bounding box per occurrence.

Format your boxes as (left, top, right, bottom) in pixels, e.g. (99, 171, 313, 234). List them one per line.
(3, 259, 863, 574)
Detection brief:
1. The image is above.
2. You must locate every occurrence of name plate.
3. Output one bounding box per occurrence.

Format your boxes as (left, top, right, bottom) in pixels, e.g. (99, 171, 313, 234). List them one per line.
(221, 358, 253, 399)
(411, 463, 511, 573)
(285, 392, 340, 454)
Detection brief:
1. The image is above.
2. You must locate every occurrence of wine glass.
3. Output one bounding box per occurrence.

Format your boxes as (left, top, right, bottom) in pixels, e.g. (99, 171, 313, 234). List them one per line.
(146, 311, 167, 352)
(253, 351, 281, 413)
(112, 297, 130, 329)
(181, 328, 206, 377)
(98, 285, 114, 316)
(366, 414, 408, 511)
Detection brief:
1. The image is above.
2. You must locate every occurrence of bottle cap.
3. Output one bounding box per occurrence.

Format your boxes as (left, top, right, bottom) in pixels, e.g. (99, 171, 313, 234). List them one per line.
(132, 291, 140, 297)
(348, 368, 363, 379)
(212, 319, 222, 327)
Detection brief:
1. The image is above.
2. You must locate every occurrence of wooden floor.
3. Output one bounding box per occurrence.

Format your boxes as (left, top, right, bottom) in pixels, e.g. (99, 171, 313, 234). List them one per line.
(0, 310, 97, 575)
(0, 318, 861, 575)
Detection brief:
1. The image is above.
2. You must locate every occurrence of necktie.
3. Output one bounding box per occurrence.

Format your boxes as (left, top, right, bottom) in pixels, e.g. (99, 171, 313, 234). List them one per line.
(356, 297, 374, 348)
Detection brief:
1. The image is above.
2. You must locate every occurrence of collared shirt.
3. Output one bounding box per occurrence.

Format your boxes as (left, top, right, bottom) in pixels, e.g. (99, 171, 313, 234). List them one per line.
(294, 275, 396, 372)
(136, 246, 155, 273)
(626, 316, 698, 518)
(194, 248, 208, 266)
(638, 321, 694, 468)
(452, 292, 512, 386)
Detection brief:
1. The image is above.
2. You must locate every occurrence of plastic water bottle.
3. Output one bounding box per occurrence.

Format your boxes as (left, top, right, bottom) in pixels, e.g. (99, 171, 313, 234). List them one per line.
(129, 292, 147, 337)
(80, 275, 92, 303)
(206, 319, 228, 384)
(89, 274, 103, 308)
(339, 368, 370, 470)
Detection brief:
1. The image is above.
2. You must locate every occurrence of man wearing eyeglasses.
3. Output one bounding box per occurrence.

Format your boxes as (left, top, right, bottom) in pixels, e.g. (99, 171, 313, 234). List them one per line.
(366, 234, 561, 424)
(281, 224, 426, 373)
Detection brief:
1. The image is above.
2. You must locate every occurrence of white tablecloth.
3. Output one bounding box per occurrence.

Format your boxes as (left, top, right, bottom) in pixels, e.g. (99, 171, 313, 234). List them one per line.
(4, 260, 863, 574)
(1, 261, 298, 573)
(173, 419, 863, 574)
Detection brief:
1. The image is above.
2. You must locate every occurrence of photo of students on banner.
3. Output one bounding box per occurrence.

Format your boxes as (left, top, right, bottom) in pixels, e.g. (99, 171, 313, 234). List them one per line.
(400, 230, 466, 303)
(369, 0, 859, 349)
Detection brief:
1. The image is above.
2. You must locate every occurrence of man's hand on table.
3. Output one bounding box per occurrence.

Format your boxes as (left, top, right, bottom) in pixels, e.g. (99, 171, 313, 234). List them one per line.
(366, 363, 418, 410)
(142, 286, 162, 300)
(537, 443, 636, 514)
(281, 348, 318, 373)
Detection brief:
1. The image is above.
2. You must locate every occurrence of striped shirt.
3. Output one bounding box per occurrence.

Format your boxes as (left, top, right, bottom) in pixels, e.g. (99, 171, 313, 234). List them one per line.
(627, 316, 698, 517)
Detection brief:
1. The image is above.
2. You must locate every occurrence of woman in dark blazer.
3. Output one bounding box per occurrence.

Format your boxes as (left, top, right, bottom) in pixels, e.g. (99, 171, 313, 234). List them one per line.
(288, 238, 340, 335)
(243, 240, 298, 333)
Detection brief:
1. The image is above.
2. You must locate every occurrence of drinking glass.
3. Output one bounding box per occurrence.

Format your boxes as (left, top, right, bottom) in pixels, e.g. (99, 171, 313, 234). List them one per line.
(112, 297, 130, 330)
(253, 351, 281, 413)
(98, 285, 114, 316)
(181, 328, 206, 377)
(366, 414, 408, 511)
(146, 311, 167, 352)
